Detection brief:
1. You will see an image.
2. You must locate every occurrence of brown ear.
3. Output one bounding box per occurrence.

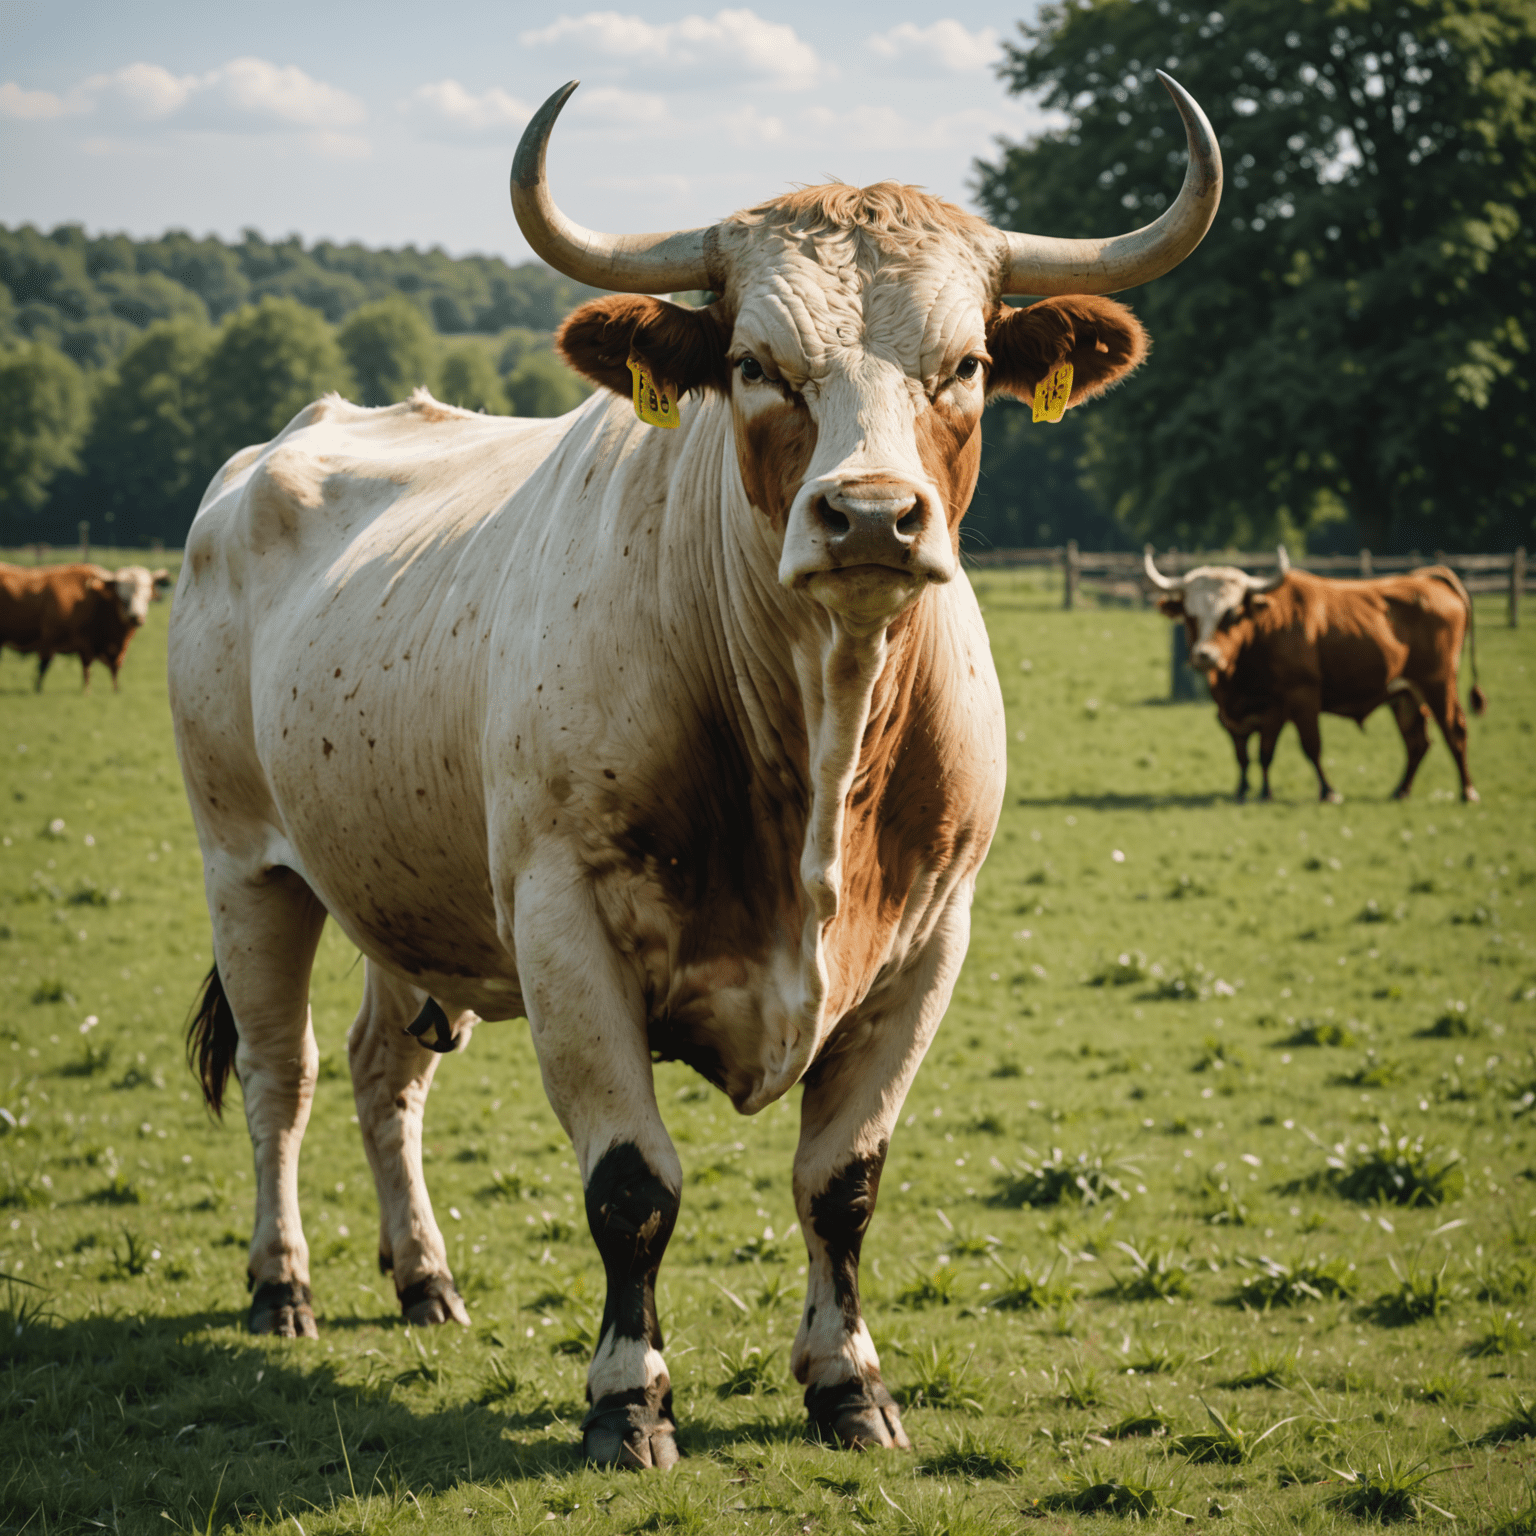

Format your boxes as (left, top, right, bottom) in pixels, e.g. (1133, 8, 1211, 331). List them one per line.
(986, 295, 1149, 409)
(1157, 596, 1185, 619)
(556, 295, 730, 401)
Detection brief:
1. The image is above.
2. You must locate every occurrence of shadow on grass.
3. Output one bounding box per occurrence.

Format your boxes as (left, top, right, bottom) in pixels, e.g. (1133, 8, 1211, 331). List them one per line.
(0, 1308, 585, 1534)
(1015, 791, 1232, 811)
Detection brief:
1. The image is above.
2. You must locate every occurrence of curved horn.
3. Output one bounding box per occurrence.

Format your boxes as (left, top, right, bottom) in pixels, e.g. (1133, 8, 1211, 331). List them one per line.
(1002, 71, 1222, 296)
(1144, 544, 1181, 593)
(1246, 544, 1291, 594)
(511, 81, 716, 294)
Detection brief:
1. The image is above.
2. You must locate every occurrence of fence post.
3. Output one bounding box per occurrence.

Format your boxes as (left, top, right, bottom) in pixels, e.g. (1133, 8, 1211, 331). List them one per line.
(1359, 548, 1372, 578)
(1063, 539, 1079, 611)
(79, 521, 90, 562)
(1512, 548, 1526, 629)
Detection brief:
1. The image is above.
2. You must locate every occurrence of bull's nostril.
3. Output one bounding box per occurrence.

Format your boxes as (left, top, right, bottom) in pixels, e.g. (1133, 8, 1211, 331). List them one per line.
(896, 509, 923, 535)
(820, 506, 851, 535)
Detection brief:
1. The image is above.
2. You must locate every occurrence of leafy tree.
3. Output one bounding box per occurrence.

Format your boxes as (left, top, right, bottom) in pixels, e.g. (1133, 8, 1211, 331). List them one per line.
(0, 340, 90, 535)
(194, 298, 355, 479)
(63, 319, 216, 544)
(338, 296, 438, 407)
(975, 0, 1536, 553)
(438, 344, 508, 414)
(506, 349, 591, 418)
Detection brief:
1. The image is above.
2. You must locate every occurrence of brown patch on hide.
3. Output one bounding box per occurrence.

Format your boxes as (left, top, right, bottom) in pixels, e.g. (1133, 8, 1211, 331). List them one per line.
(557, 294, 731, 400)
(913, 394, 983, 540)
(986, 295, 1148, 408)
(736, 399, 819, 528)
(822, 611, 976, 1020)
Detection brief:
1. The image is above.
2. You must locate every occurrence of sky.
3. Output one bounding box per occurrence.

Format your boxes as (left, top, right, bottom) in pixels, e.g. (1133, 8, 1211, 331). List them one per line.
(0, 0, 1053, 263)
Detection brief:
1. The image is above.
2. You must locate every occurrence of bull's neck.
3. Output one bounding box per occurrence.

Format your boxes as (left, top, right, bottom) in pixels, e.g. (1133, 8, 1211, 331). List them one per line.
(635, 392, 940, 1087)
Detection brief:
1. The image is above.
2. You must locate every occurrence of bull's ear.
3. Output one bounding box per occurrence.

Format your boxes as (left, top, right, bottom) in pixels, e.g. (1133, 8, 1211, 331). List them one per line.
(986, 295, 1149, 409)
(1158, 596, 1185, 619)
(557, 294, 730, 401)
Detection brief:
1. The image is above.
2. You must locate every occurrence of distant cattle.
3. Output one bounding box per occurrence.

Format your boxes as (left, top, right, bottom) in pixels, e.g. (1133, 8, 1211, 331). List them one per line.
(1147, 547, 1485, 802)
(0, 562, 156, 691)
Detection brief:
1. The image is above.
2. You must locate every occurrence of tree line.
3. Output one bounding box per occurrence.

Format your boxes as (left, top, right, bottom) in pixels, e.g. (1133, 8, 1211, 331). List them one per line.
(0, 226, 600, 546)
(3, 0, 1531, 556)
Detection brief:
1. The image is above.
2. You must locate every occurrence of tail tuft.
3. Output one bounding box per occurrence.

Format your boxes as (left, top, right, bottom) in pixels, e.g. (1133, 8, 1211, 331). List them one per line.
(1472, 685, 1488, 716)
(186, 964, 238, 1117)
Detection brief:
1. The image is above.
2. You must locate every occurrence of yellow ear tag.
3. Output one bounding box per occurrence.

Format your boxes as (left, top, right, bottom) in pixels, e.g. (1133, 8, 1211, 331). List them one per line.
(628, 360, 680, 429)
(1032, 360, 1073, 424)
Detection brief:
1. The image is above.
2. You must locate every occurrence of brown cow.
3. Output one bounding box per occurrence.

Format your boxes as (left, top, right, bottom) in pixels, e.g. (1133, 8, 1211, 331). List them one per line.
(0, 562, 156, 691)
(1146, 547, 1486, 803)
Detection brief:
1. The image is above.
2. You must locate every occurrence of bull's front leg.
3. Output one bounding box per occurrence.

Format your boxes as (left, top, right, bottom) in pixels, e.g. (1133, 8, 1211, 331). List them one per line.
(1228, 727, 1252, 801)
(791, 894, 971, 1451)
(514, 855, 682, 1471)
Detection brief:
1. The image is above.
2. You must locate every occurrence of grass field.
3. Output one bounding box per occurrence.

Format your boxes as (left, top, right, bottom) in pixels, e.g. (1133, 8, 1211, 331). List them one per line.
(1, 565, 1532, 1534)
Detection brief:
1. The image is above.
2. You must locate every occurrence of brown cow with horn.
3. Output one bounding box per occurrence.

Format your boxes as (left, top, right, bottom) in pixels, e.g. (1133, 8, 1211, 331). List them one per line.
(1146, 546, 1486, 803)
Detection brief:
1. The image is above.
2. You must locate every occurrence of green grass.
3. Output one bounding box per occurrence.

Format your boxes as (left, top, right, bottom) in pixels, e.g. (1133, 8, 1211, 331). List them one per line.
(0, 565, 1532, 1532)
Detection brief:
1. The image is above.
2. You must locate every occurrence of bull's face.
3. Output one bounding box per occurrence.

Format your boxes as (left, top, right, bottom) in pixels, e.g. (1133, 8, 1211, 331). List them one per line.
(1161, 569, 1270, 676)
(558, 188, 1149, 635)
(112, 566, 155, 627)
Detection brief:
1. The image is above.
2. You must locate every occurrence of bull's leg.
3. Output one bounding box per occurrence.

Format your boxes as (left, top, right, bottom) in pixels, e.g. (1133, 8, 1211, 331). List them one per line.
(1257, 711, 1285, 801)
(1421, 677, 1478, 802)
(1228, 728, 1252, 801)
(347, 965, 471, 1326)
(1291, 693, 1340, 803)
(515, 860, 681, 1470)
(205, 859, 328, 1336)
(34, 653, 51, 692)
(792, 895, 971, 1451)
(1388, 692, 1432, 800)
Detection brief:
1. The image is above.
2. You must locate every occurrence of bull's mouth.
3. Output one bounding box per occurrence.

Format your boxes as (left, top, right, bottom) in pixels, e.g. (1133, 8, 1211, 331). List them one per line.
(803, 564, 930, 633)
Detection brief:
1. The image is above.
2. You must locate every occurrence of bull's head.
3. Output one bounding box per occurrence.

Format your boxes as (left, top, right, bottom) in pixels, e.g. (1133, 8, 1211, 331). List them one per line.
(1144, 546, 1291, 675)
(111, 566, 156, 627)
(513, 78, 1222, 634)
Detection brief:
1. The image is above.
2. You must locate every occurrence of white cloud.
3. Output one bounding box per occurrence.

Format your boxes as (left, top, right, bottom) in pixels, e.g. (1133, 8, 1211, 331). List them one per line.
(404, 80, 531, 138)
(569, 85, 671, 125)
(521, 9, 828, 90)
(0, 58, 365, 139)
(868, 21, 1001, 75)
(0, 82, 68, 120)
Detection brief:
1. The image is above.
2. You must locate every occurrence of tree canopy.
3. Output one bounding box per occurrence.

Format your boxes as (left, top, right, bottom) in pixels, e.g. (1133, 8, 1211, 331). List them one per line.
(972, 0, 1536, 553)
(0, 226, 598, 546)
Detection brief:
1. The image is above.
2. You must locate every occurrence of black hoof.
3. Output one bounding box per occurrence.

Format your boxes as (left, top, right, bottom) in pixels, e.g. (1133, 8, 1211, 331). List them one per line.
(583, 1392, 679, 1471)
(398, 1273, 470, 1326)
(249, 1279, 318, 1339)
(805, 1377, 911, 1451)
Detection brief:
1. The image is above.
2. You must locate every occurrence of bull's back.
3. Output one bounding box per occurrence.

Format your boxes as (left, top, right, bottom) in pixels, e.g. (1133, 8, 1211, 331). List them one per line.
(170, 391, 590, 986)
(0, 564, 105, 651)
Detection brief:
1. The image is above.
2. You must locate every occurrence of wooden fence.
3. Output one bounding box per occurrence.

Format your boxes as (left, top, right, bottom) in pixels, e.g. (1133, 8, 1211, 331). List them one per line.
(966, 542, 1531, 627)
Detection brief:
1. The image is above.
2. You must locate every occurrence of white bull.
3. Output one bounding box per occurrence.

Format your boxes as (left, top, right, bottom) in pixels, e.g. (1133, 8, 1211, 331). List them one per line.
(170, 75, 1221, 1467)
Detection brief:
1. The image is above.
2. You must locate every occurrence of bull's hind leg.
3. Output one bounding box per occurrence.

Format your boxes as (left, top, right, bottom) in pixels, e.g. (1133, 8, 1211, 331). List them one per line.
(1421, 675, 1478, 802)
(1387, 689, 1432, 800)
(791, 895, 971, 1451)
(515, 858, 681, 1470)
(196, 859, 328, 1336)
(1289, 690, 1341, 803)
(347, 965, 472, 1326)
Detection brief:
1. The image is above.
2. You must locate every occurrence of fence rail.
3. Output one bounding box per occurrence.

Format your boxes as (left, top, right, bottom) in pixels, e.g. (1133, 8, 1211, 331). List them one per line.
(966, 543, 1531, 626)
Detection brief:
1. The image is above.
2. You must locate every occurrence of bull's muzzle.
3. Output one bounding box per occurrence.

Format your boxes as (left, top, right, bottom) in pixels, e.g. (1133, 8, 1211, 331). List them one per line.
(811, 478, 929, 569)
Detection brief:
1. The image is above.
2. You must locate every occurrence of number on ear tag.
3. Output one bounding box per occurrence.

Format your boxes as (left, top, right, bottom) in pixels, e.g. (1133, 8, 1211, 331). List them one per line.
(1032, 361, 1073, 424)
(628, 360, 680, 429)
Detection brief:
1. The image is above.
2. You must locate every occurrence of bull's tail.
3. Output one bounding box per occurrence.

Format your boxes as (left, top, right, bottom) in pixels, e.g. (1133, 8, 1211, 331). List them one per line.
(1427, 566, 1486, 716)
(186, 963, 239, 1117)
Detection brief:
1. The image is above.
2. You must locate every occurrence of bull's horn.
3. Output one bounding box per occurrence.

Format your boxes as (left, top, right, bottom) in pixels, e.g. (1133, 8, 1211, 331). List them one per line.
(1246, 544, 1291, 593)
(1143, 544, 1181, 593)
(511, 80, 717, 295)
(1001, 71, 1222, 296)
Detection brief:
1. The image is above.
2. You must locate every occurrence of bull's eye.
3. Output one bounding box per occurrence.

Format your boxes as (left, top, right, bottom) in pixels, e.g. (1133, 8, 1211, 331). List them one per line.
(955, 356, 982, 383)
(738, 356, 765, 383)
